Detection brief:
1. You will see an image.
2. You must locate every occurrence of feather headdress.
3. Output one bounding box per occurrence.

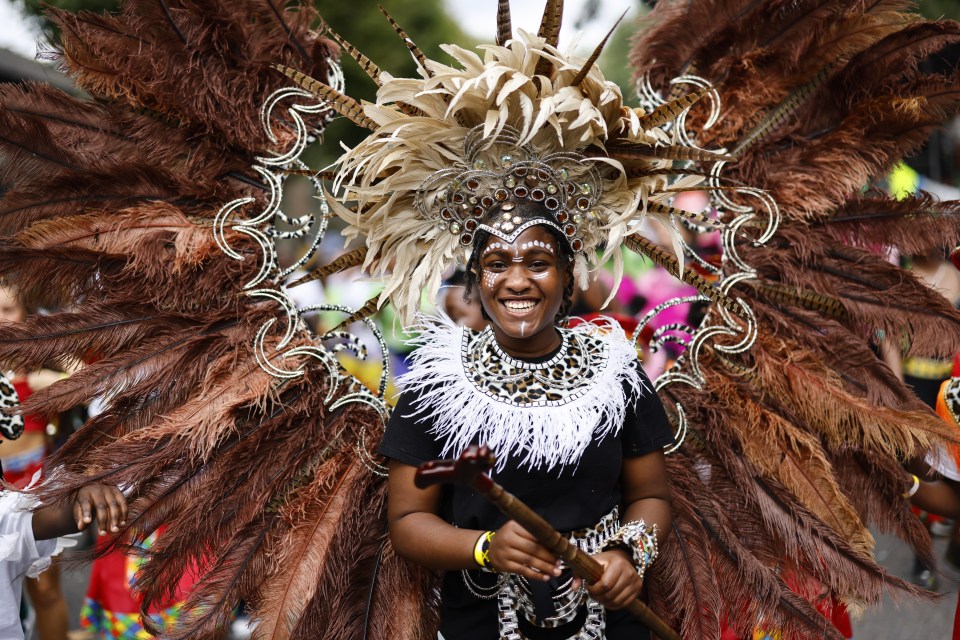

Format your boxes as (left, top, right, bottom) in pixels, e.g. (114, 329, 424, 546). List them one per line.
(277, 9, 742, 324)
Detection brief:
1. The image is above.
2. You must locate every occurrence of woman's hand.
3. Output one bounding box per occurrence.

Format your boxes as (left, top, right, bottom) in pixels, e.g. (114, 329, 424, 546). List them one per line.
(488, 520, 561, 582)
(583, 549, 642, 610)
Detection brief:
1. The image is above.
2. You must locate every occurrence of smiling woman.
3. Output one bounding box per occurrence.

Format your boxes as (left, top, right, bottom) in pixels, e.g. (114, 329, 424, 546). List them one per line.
(468, 202, 571, 355)
(379, 200, 675, 640)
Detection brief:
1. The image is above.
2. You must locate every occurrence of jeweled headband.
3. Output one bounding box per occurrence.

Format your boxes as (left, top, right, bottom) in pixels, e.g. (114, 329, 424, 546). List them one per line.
(414, 125, 603, 253)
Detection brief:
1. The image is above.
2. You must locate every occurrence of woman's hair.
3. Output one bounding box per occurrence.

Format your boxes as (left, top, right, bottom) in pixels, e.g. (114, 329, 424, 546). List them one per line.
(463, 201, 575, 322)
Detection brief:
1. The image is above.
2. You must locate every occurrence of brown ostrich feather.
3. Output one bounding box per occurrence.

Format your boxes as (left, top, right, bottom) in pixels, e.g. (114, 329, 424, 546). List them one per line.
(742, 228, 960, 357)
(363, 542, 440, 640)
(821, 192, 960, 255)
(2, 1, 960, 638)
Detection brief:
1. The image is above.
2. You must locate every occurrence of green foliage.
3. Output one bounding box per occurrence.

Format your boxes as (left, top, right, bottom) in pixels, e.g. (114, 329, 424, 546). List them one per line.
(918, 0, 960, 21)
(17, 0, 119, 38)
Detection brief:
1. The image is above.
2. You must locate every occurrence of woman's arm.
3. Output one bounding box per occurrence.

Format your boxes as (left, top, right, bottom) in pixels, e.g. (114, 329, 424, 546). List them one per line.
(386, 460, 561, 581)
(620, 449, 672, 538)
(585, 449, 672, 610)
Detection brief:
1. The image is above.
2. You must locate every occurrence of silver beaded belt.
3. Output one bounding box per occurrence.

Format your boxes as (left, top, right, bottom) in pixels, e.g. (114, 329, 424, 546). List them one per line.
(462, 507, 619, 640)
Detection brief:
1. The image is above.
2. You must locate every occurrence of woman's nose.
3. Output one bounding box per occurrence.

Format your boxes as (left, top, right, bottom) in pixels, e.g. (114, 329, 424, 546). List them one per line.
(503, 263, 531, 289)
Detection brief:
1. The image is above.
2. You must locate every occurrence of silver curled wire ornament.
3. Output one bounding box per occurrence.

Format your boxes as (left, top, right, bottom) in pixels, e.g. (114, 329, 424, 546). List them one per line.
(631, 75, 780, 455)
(210, 58, 390, 475)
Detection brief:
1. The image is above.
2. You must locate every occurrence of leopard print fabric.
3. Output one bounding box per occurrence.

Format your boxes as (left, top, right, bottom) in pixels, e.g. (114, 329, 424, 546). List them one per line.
(461, 326, 611, 407)
(0, 372, 23, 440)
(943, 377, 960, 426)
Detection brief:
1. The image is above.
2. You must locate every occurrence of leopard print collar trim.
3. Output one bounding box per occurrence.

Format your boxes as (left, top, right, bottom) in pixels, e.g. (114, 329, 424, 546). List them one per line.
(461, 327, 609, 408)
(398, 313, 647, 472)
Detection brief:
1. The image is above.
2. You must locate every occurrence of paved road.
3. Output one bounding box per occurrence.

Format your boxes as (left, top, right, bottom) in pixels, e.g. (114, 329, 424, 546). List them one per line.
(853, 530, 958, 639)
(32, 527, 960, 639)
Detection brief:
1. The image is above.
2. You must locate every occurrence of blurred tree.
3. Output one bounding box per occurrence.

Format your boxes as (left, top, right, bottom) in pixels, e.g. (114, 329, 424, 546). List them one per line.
(18, 0, 119, 39)
(919, 0, 960, 21)
(598, 2, 652, 104)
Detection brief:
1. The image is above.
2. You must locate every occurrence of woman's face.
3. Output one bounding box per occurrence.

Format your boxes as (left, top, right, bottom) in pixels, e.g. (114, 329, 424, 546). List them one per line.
(476, 225, 567, 345)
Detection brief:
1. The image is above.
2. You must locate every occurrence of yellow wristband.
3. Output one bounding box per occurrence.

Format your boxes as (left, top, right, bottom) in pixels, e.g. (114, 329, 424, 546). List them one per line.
(473, 530, 494, 568)
(903, 474, 920, 499)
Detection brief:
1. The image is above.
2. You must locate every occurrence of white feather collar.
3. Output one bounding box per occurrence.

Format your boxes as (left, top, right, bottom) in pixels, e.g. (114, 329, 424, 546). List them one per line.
(396, 313, 646, 472)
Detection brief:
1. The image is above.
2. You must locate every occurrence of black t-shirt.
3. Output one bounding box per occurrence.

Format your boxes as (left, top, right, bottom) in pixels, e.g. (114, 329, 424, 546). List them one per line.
(380, 344, 674, 640)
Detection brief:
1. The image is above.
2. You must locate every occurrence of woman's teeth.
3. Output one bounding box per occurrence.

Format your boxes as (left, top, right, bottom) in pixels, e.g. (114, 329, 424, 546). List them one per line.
(504, 300, 537, 311)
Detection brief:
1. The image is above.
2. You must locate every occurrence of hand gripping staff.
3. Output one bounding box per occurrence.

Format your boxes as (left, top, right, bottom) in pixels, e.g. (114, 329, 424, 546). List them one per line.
(414, 445, 682, 640)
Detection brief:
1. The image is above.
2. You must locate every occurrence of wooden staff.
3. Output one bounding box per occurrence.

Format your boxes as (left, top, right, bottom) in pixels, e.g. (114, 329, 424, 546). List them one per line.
(415, 445, 682, 640)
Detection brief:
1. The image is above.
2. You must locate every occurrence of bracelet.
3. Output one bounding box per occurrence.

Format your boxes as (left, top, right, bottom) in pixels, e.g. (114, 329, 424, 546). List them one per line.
(903, 473, 920, 499)
(473, 530, 495, 569)
(602, 520, 659, 580)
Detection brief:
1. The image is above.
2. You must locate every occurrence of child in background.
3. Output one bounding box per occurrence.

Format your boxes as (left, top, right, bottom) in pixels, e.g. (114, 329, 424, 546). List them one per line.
(0, 471, 126, 640)
(0, 284, 74, 640)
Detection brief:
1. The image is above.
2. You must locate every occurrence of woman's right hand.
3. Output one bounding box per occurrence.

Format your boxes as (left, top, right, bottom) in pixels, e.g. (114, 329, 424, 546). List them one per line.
(488, 520, 562, 581)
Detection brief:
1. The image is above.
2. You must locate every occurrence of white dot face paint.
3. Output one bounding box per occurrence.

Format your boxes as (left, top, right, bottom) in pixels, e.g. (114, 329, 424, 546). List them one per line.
(518, 240, 555, 254)
(481, 238, 557, 262)
(482, 242, 512, 256)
